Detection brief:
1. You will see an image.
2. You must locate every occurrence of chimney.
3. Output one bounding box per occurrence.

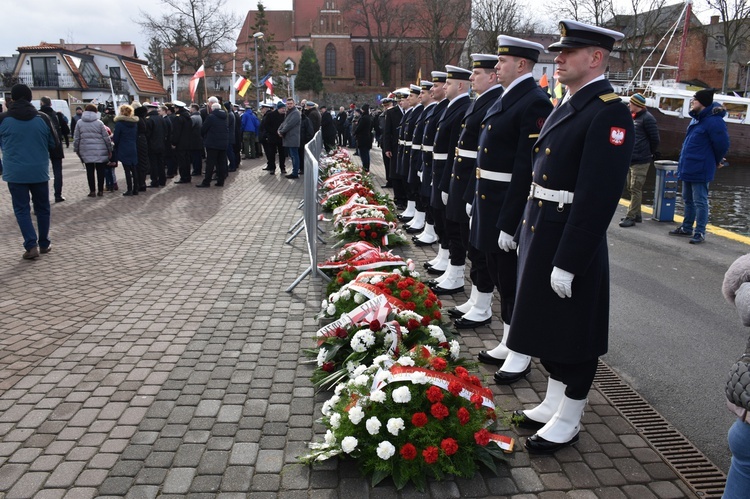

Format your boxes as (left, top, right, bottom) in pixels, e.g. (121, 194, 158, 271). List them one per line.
(711, 15, 719, 25)
(120, 41, 131, 45)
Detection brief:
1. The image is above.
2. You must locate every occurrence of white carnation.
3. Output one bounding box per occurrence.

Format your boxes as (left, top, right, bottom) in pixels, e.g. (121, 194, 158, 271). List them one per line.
(365, 416, 382, 435)
(324, 430, 336, 445)
(383, 331, 396, 346)
(427, 325, 446, 343)
(450, 340, 460, 360)
(372, 354, 391, 367)
(376, 441, 396, 460)
(321, 300, 328, 309)
(353, 374, 369, 386)
(321, 399, 333, 417)
(369, 390, 387, 403)
(316, 348, 328, 367)
(341, 436, 358, 454)
(411, 372, 428, 385)
(386, 417, 405, 436)
(329, 395, 341, 405)
(340, 289, 352, 300)
(326, 304, 336, 316)
(392, 268, 403, 275)
(370, 275, 382, 284)
(348, 406, 365, 425)
(352, 364, 368, 377)
(334, 383, 346, 395)
(330, 413, 341, 429)
(354, 293, 365, 304)
(346, 361, 357, 373)
(396, 356, 415, 367)
(391, 386, 412, 403)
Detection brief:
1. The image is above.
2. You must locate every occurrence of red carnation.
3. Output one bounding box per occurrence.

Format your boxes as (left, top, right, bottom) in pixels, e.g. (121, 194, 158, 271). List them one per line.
(406, 302, 416, 310)
(406, 319, 420, 331)
(400, 443, 417, 460)
(337, 277, 345, 284)
(427, 292, 437, 301)
(370, 232, 378, 239)
(441, 438, 459, 456)
(430, 357, 448, 371)
(400, 290, 412, 300)
(474, 428, 491, 446)
(448, 381, 462, 396)
(426, 386, 443, 403)
(364, 224, 371, 230)
(470, 393, 483, 409)
(385, 276, 397, 285)
(397, 280, 409, 289)
(424, 299, 433, 309)
(439, 342, 450, 349)
(433, 310, 441, 320)
(359, 231, 367, 238)
(356, 224, 362, 230)
(411, 412, 428, 427)
(457, 407, 470, 425)
(384, 288, 392, 295)
(486, 408, 497, 420)
(468, 375, 482, 387)
(417, 282, 426, 290)
(430, 402, 450, 420)
(405, 277, 415, 285)
(369, 320, 381, 331)
(335, 327, 348, 339)
(321, 361, 335, 372)
(422, 446, 439, 464)
(454, 366, 469, 379)
(421, 316, 431, 326)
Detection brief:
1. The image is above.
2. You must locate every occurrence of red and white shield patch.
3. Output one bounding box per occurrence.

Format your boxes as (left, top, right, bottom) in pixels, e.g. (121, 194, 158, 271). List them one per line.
(609, 127, 626, 146)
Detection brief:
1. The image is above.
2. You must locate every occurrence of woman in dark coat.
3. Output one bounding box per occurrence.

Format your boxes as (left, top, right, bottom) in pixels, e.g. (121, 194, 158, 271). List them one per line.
(199, 103, 229, 187)
(112, 104, 140, 196)
(132, 102, 150, 192)
(353, 104, 373, 172)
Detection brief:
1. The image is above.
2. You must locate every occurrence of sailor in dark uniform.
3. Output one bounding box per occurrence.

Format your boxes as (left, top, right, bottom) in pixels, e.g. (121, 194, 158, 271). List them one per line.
(467, 36, 553, 385)
(404, 80, 436, 233)
(413, 71, 449, 245)
(431, 54, 503, 296)
(509, 21, 634, 454)
(424, 66, 472, 273)
(397, 85, 423, 222)
(383, 90, 407, 204)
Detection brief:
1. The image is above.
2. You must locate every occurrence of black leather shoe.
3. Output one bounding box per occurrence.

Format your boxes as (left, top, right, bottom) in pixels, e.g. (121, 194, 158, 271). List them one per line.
(174, 179, 191, 184)
(431, 284, 465, 296)
(423, 261, 434, 269)
(413, 238, 436, 247)
(397, 214, 413, 223)
(381, 183, 392, 188)
(621, 215, 642, 223)
(55, 196, 65, 203)
(512, 410, 546, 430)
(447, 307, 465, 319)
(285, 174, 299, 179)
(454, 316, 492, 329)
(525, 432, 579, 454)
(619, 217, 636, 228)
(425, 266, 446, 276)
(494, 365, 531, 384)
(405, 225, 425, 234)
(477, 350, 506, 365)
(196, 183, 210, 188)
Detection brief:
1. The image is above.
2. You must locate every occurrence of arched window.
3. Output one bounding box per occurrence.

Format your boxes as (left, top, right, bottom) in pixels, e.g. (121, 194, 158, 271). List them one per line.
(354, 46, 366, 80)
(325, 43, 336, 77)
(404, 49, 416, 81)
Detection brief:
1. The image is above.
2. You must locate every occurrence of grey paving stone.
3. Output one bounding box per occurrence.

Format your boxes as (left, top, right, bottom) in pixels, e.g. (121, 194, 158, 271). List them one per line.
(162, 467, 196, 494)
(5, 471, 48, 499)
(255, 449, 284, 474)
(511, 466, 545, 492)
(45, 461, 86, 487)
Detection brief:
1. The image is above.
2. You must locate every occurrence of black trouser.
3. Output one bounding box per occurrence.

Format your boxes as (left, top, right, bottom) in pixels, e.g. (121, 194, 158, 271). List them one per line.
(417, 194, 429, 212)
(541, 358, 599, 400)
(298, 145, 306, 173)
(432, 205, 448, 248)
(382, 151, 391, 182)
(51, 158, 63, 198)
(123, 164, 138, 194)
(204, 148, 227, 186)
(445, 218, 466, 265)
(165, 153, 177, 177)
(265, 142, 286, 172)
(176, 149, 191, 181)
(485, 249, 518, 325)
(148, 151, 165, 186)
(191, 150, 203, 175)
(85, 163, 106, 193)
(392, 178, 407, 206)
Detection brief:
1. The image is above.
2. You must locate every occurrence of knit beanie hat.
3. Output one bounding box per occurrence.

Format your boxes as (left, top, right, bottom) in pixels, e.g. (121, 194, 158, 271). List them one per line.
(630, 93, 646, 108)
(276, 102, 285, 109)
(11, 83, 32, 102)
(694, 89, 714, 107)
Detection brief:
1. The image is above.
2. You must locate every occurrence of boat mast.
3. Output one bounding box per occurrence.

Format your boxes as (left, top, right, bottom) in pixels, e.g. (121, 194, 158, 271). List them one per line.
(676, 0, 692, 82)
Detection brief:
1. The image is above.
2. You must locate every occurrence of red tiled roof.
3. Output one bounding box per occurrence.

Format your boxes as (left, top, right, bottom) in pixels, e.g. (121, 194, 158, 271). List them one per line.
(17, 42, 64, 51)
(122, 60, 168, 96)
(63, 55, 89, 89)
(65, 43, 138, 58)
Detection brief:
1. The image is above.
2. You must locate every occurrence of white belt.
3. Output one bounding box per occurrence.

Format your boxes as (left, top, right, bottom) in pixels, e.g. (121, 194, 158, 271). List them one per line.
(422, 145, 434, 152)
(457, 148, 478, 159)
(476, 168, 511, 182)
(398, 139, 405, 145)
(433, 153, 448, 160)
(411, 143, 422, 150)
(529, 182, 575, 210)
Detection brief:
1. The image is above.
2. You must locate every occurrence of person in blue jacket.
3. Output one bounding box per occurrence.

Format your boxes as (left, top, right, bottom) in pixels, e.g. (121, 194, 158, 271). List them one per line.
(669, 88, 730, 244)
(240, 108, 260, 159)
(0, 84, 58, 259)
(112, 104, 140, 196)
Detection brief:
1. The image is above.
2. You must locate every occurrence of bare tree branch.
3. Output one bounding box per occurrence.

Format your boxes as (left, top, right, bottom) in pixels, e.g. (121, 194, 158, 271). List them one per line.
(468, 0, 542, 54)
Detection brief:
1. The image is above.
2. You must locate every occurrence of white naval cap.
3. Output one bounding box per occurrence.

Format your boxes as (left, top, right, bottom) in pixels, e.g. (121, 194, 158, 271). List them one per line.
(470, 54, 498, 69)
(393, 87, 410, 98)
(409, 84, 422, 94)
(445, 65, 472, 80)
(496, 35, 546, 62)
(431, 71, 447, 83)
(420, 80, 434, 90)
(548, 20, 624, 52)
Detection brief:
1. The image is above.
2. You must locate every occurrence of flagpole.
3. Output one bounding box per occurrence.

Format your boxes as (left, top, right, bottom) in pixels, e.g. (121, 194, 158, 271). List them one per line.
(230, 51, 236, 105)
(202, 59, 207, 104)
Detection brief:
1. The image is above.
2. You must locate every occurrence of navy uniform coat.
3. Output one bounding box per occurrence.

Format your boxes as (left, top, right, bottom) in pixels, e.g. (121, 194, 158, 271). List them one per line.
(395, 107, 412, 179)
(419, 98, 449, 198)
(382, 105, 403, 159)
(431, 95, 471, 210)
(507, 79, 635, 363)
(469, 77, 552, 253)
(442, 85, 503, 223)
(408, 102, 435, 185)
(397, 104, 422, 178)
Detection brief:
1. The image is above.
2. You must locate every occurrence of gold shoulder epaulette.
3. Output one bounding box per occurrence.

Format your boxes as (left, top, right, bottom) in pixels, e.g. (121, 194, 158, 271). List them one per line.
(599, 93, 620, 102)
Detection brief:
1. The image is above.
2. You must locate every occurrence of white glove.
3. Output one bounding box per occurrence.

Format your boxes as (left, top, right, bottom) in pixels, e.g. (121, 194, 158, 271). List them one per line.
(417, 170, 423, 180)
(469, 216, 472, 230)
(441, 192, 449, 205)
(465, 203, 472, 217)
(498, 231, 517, 252)
(550, 266, 574, 298)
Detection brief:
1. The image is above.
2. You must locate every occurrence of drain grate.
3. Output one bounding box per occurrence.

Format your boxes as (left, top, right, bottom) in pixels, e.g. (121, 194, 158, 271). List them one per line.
(594, 361, 727, 498)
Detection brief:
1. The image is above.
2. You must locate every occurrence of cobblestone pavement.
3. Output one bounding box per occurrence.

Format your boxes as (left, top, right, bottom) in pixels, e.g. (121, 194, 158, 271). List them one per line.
(0, 151, 701, 498)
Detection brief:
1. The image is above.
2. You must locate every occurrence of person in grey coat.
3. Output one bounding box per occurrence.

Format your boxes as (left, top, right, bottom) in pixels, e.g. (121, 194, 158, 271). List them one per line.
(74, 104, 113, 196)
(277, 98, 301, 178)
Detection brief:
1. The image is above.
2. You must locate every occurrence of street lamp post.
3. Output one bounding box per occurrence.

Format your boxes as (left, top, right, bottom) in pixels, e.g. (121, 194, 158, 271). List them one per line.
(253, 32, 264, 106)
(230, 50, 236, 105)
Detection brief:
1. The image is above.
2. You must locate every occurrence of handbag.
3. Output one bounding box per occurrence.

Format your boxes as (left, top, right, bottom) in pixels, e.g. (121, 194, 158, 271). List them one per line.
(726, 336, 750, 411)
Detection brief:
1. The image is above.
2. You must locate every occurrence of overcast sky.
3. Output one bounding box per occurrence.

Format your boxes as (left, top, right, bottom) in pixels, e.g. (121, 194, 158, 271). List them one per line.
(3, 0, 716, 59)
(0, 0, 292, 57)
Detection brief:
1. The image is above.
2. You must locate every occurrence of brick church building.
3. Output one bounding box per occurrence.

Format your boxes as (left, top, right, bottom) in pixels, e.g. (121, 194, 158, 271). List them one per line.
(235, 0, 470, 100)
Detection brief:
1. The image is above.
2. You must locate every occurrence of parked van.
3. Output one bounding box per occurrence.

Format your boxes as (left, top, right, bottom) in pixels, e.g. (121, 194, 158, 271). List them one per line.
(31, 99, 71, 123)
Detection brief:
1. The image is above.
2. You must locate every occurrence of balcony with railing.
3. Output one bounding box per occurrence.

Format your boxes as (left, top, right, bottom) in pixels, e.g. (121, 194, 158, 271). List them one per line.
(8, 71, 129, 93)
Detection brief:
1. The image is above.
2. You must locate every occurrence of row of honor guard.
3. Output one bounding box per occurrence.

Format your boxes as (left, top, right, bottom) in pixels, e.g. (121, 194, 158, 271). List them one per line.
(381, 20, 635, 454)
